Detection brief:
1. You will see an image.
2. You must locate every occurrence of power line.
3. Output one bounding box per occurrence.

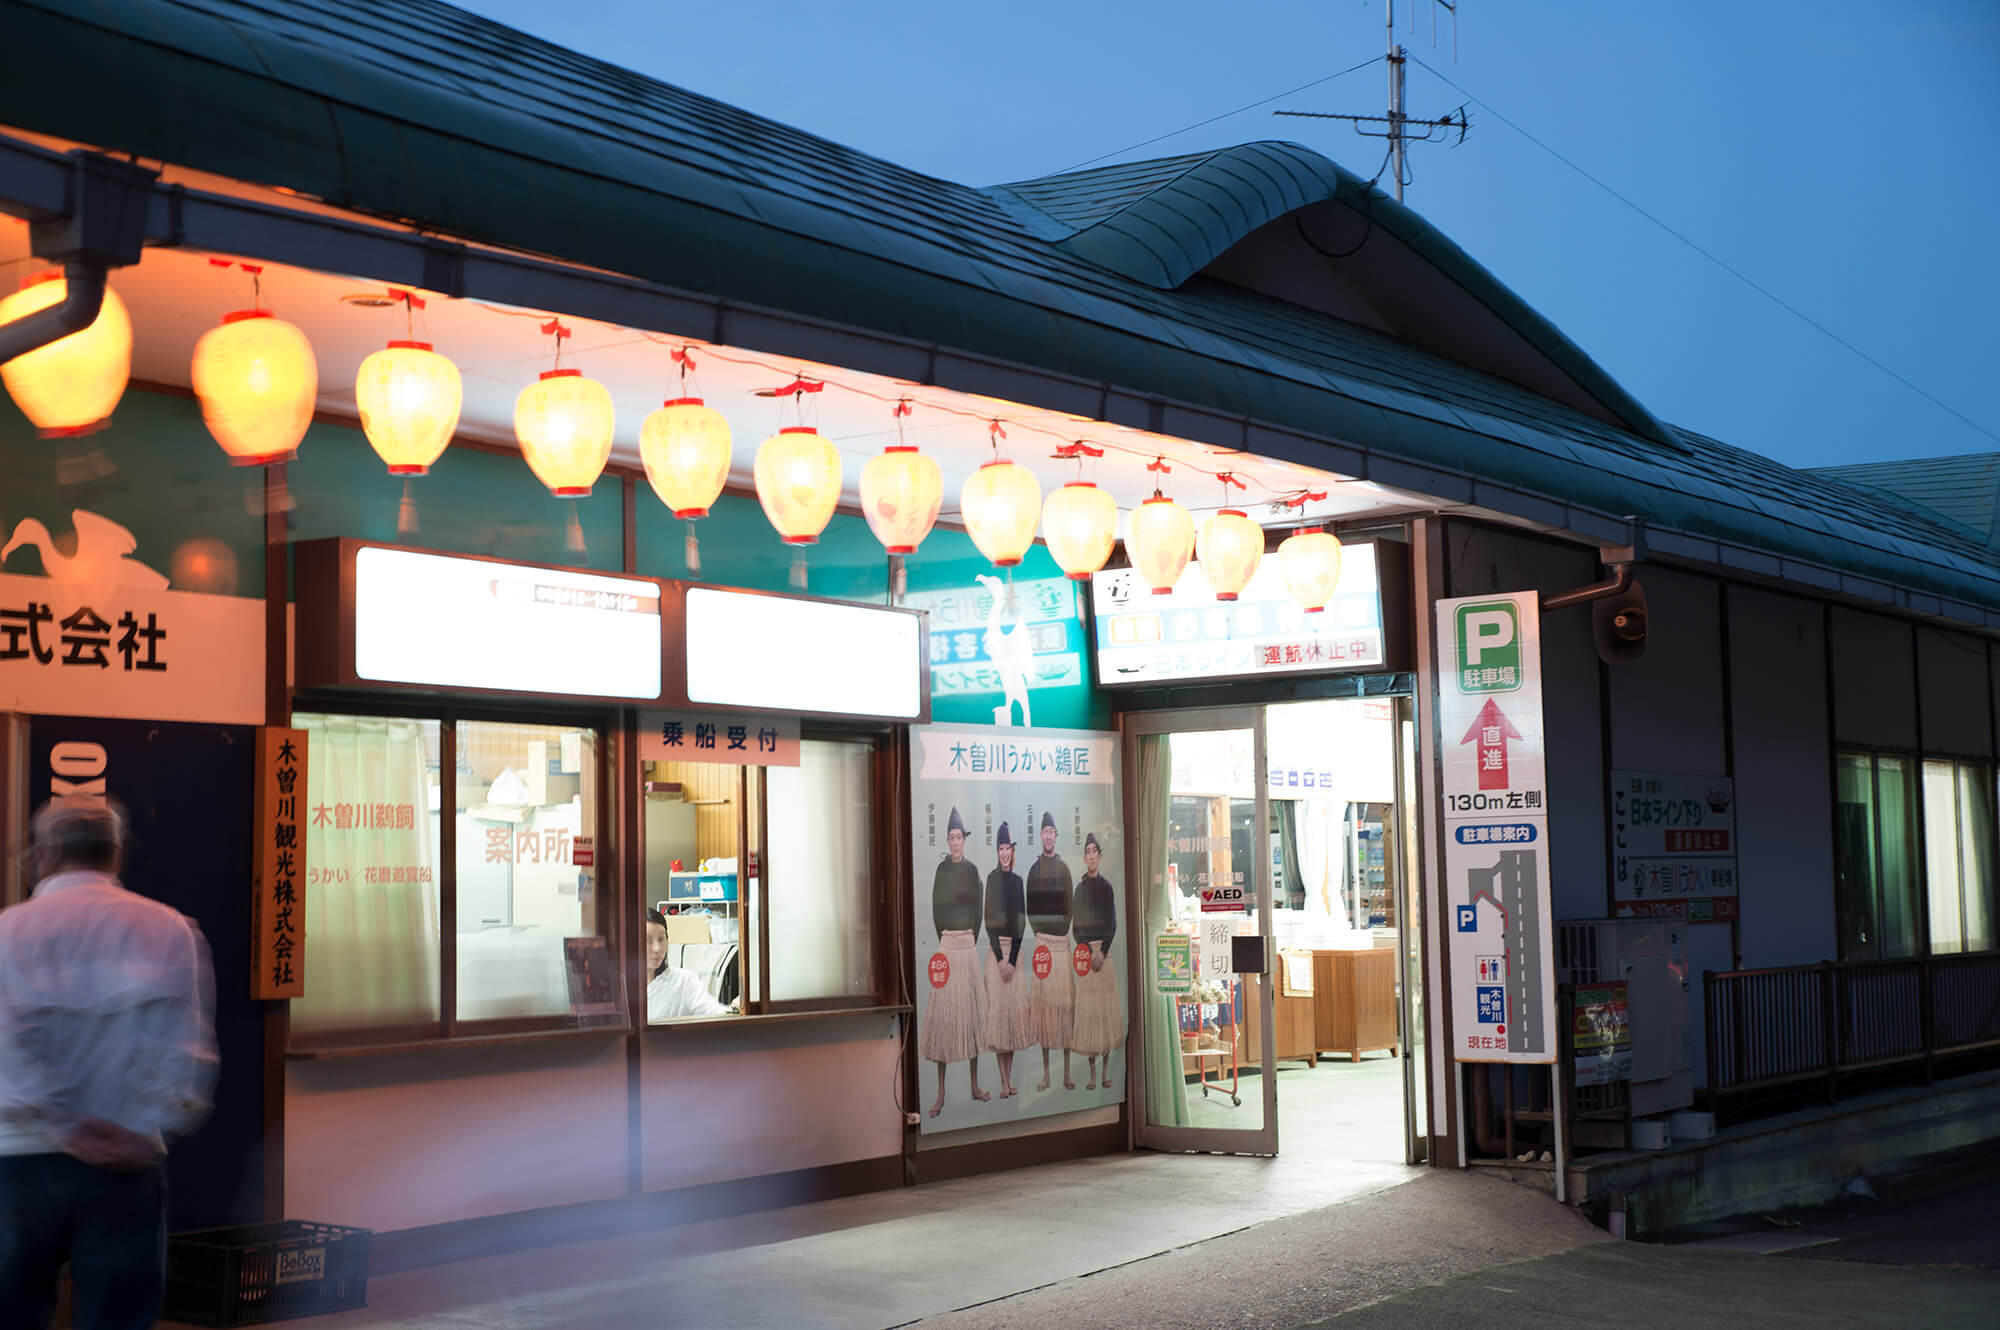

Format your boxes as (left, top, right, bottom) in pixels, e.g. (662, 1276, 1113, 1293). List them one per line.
(1410, 55, 2000, 451)
(1057, 56, 1383, 175)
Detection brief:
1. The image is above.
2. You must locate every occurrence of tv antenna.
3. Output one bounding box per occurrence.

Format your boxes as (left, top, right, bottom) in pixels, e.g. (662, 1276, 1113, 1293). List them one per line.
(1274, 1, 1468, 201)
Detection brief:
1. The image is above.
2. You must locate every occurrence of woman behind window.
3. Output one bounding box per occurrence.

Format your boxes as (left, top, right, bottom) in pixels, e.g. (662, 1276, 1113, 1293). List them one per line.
(645, 907, 731, 1021)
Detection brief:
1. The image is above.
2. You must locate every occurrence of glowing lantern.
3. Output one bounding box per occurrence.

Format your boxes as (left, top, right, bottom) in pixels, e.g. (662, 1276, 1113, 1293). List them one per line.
(1126, 494, 1194, 594)
(1278, 525, 1344, 612)
(960, 460, 1042, 568)
(0, 271, 131, 436)
(1041, 481, 1118, 580)
(354, 340, 461, 475)
(640, 397, 733, 517)
(190, 309, 317, 466)
(514, 368, 614, 496)
(860, 445, 942, 554)
(754, 425, 842, 544)
(1196, 509, 1264, 601)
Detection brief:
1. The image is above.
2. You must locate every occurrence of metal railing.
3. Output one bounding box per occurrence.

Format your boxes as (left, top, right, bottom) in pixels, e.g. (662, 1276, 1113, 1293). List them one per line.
(1706, 952, 2000, 1114)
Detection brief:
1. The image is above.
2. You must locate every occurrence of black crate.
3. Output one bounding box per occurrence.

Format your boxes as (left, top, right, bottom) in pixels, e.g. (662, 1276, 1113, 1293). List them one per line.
(162, 1220, 371, 1326)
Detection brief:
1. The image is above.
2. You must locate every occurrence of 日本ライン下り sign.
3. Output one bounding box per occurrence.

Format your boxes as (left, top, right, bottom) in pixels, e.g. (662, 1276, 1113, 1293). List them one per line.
(1611, 769, 1738, 921)
(639, 709, 801, 767)
(1438, 593, 1556, 1064)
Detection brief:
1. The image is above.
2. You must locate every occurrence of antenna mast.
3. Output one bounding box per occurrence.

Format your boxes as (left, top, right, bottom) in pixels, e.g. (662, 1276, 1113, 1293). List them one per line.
(1275, 1, 1467, 201)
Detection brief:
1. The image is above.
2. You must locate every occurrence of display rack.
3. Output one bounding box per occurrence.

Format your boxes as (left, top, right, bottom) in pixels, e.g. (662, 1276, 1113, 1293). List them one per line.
(1176, 981, 1242, 1107)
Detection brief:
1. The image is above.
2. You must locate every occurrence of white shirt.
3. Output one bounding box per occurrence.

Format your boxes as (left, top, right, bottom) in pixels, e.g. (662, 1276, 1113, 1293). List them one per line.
(0, 871, 218, 1157)
(646, 966, 730, 1021)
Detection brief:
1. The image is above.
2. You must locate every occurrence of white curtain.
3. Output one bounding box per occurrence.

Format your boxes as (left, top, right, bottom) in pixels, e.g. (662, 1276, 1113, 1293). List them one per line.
(292, 714, 439, 1035)
(766, 740, 875, 1000)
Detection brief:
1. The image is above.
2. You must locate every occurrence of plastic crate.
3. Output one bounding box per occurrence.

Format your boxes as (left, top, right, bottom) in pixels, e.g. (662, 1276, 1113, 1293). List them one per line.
(162, 1220, 371, 1326)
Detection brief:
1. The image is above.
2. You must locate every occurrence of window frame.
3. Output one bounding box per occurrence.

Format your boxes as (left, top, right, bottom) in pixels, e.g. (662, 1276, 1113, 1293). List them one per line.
(287, 695, 623, 1051)
(640, 721, 907, 1026)
(1836, 745, 2000, 961)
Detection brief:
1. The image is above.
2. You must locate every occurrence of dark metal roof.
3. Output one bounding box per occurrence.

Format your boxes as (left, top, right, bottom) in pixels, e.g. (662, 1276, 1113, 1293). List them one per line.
(6, 0, 1999, 616)
(1814, 454, 2000, 547)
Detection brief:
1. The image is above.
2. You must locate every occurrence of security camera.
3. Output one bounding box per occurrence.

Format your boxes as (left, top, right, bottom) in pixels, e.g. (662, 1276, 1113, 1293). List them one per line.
(1593, 576, 1647, 665)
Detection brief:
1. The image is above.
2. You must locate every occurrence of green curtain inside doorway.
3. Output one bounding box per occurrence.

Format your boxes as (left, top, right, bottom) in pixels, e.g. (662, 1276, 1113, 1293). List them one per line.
(1136, 733, 1189, 1127)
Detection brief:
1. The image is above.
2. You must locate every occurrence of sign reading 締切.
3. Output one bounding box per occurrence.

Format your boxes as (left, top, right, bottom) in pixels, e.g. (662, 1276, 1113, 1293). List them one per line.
(639, 709, 800, 767)
(251, 727, 308, 999)
(1611, 769, 1738, 921)
(1438, 593, 1555, 1065)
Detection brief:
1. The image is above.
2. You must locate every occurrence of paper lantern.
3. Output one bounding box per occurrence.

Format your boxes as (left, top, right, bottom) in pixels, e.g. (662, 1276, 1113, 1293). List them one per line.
(1195, 508, 1264, 601)
(1126, 494, 1194, 594)
(860, 445, 942, 554)
(190, 309, 317, 466)
(0, 271, 131, 436)
(1041, 481, 1118, 581)
(1278, 525, 1344, 612)
(355, 340, 461, 475)
(514, 368, 614, 496)
(640, 397, 733, 517)
(960, 460, 1042, 567)
(754, 425, 842, 544)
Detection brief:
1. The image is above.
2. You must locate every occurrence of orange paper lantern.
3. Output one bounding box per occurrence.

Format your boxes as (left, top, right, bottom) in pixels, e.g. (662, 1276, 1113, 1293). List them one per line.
(1195, 508, 1264, 601)
(514, 368, 614, 496)
(0, 271, 131, 436)
(960, 460, 1042, 568)
(1126, 494, 1194, 594)
(640, 397, 733, 517)
(754, 425, 842, 544)
(1041, 481, 1118, 580)
(355, 340, 461, 475)
(1278, 525, 1344, 612)
(860, 445, 942, 554)
(190, 309, 317, 466)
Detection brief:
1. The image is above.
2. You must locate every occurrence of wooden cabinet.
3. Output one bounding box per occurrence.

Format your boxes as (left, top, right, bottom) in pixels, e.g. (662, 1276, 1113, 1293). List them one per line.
(1238, 974, 1319, 1069)
(1312, 947, 1399, 1061)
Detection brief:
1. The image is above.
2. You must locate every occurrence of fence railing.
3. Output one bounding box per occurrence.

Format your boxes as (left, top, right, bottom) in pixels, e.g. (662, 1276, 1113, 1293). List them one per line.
(1706, 952, 2000, 1111)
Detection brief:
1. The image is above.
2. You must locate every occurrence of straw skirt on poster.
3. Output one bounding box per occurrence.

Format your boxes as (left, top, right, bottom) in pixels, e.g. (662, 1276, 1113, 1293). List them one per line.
(983, 940, 1035, 1051)
(921, 929, 986, 1063)
(1069, 950, 1124, 1056)
(1029, 930, 1074, 1049)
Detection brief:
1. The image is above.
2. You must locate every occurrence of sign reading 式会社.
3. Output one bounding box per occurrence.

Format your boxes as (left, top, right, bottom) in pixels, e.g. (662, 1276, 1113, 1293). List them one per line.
(1611, 769, 1737, 921)
(1437, 593, 1556, 1065)
(251, 726, 308, 999)
(639, 709, 800, 767)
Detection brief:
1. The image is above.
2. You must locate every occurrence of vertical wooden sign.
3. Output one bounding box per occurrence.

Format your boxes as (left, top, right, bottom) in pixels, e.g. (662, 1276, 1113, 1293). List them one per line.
(251, 726, 307, 999)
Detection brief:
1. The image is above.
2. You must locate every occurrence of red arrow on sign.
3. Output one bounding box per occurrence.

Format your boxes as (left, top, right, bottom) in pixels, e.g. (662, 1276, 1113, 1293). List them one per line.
(1460, 698, 1521, 791)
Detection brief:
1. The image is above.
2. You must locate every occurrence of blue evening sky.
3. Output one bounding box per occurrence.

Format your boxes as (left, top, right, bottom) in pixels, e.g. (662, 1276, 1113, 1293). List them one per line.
(457, 0, 1998, 471)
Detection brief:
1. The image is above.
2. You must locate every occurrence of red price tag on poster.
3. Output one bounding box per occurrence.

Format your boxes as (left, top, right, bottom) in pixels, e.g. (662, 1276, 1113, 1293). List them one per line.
(1032, 944, 1053, 979)
(927, 952, 950, 988)
(1073, 942, 1093, 977)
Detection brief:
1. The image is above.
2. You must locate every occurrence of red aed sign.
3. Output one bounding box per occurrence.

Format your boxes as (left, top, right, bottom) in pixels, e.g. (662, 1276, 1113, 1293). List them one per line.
(927, 952, 950, 988)
(572, 836, 595, 867)
(1200, 884, 1248, 913)
(1032, 944, 1054, 980)
(1073, 943, 1093, 978)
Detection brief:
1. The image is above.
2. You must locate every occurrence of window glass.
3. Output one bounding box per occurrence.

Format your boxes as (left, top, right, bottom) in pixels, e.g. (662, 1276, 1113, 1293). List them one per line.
(1834, 753, 1881, 960)
(641, 759, 744, 1022)
(765, 739, 877, 1001)
(455, 720, 599, 1021)
(292, 713, 442, 1036)
(1966, 774, 1998, 952)
(1923, 761, 1964, 953)
(1876, 756, 1920, 959)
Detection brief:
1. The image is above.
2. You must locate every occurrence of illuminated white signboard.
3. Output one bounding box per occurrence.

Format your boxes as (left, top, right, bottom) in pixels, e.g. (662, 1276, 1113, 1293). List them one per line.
(353, 546, 663, 700)
(1091, 542, 1384, 686)
(684, 586, 923, 719)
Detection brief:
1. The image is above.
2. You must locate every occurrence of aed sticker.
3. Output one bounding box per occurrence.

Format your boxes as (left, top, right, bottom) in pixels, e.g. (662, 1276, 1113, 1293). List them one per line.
(1200, 884, 1248, 913)
(1073, 942, 1092, 978)
(927, 952, 949, 988)
(275, 1246, 326, 1286)
(1033, 944, 1054, 979)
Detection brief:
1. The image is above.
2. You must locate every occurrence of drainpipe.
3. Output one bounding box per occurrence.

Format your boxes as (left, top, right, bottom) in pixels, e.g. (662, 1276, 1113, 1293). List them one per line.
(1544, 526, 1644, 612)
(0, 150, 157, 360)
(0, 259, 107, 364)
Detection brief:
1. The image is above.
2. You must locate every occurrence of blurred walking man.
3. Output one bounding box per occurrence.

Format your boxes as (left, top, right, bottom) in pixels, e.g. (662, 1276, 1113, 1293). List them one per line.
(0, 797, 218, 1329)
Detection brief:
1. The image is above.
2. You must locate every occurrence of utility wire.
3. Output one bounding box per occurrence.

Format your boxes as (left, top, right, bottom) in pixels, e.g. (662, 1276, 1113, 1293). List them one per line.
(1058, 56, 1383, 174)
(1411, 55, 2000, 450)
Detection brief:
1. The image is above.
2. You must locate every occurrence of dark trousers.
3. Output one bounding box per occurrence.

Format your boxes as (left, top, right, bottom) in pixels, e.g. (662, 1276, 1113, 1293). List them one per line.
(0, 1152, 166, 1330)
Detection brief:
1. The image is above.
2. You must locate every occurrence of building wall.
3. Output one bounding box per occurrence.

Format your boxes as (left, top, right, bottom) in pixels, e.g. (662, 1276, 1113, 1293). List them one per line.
(1917, 627, 1993, 759)
(1829, 608, 1917, 749)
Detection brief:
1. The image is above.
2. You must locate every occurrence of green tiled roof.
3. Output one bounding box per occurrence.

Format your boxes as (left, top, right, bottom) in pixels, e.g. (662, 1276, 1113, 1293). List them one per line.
(1813, 455, 2000, 546)
(6, 0, 1999, 618)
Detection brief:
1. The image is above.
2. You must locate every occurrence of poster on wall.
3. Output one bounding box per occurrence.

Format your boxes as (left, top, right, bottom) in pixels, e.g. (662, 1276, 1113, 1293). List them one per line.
(1611, 769, 1738, 921)
(1437, 592, 1557, 1065)
(910, 724, 1126, 1132)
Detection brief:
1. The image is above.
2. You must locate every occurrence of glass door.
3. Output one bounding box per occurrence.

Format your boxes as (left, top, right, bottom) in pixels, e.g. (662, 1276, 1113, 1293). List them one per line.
(1125, 707, 1277, 1155)
(1396, 700, 1429, 1163)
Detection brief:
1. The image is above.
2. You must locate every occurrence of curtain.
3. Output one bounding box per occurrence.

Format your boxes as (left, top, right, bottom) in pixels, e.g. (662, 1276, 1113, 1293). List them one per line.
(1272, 800, 1304, 911)
(292, 714, 439, 1035)
(1137, 734, 1189, 1128)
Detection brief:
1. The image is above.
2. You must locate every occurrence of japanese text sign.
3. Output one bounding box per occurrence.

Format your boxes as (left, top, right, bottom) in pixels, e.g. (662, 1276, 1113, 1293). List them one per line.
(1438, 592, 1555, 1065)
(640, 709, 800, 767)
(1611, 769, 1738, 921)
(1155, 930, 1192, 994)
(251, 726, 308, 999)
